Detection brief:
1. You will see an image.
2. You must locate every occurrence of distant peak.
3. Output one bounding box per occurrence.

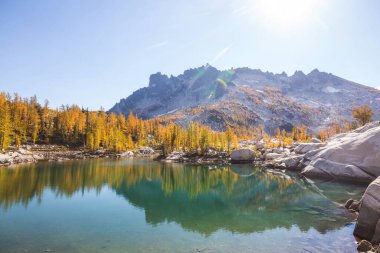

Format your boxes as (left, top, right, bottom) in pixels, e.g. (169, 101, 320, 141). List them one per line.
(148, 72, 169, 87)
(293, 70, 305, 77)
(311, 68, 319, 73)
(308, 68, 321, 76)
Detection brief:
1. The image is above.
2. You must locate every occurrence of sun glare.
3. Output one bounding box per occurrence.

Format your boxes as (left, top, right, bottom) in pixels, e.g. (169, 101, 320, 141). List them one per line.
(251, 0, 323, 32)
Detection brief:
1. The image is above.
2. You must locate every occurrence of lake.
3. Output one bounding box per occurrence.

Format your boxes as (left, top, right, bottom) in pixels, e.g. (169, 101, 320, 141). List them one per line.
(0, 159, 366, 253)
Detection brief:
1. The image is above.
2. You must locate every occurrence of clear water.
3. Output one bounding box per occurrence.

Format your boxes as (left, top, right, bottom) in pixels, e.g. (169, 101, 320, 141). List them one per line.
(0, 159, 366, 253)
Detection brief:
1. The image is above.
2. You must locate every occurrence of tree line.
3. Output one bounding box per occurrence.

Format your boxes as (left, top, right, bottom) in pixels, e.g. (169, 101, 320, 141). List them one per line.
(0, 92, 375, 152)
(0, 93, 238, 153)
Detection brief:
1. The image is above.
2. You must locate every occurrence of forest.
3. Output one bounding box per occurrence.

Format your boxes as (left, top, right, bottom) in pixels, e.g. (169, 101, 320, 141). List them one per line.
(0, 92, 372, 154)
(0, 92, 240, 154)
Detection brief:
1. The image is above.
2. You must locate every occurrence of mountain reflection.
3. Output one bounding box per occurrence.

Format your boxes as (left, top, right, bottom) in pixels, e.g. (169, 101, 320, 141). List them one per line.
(0, 159, 364, 235)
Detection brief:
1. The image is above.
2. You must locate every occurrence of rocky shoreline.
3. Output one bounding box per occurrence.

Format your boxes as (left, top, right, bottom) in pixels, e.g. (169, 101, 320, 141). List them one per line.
(163, 121, 380, 252)
(0, 145, 158, 167)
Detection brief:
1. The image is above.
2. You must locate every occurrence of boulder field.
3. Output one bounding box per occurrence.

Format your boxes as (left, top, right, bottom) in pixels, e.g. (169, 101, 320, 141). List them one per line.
(261, 121, 380, 183)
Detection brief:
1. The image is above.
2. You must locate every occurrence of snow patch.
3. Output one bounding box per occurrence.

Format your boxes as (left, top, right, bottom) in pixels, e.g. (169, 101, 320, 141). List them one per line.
(156, 109, 178, 117)
(255, 90, 264, 93)
(323, 86, 340, 93)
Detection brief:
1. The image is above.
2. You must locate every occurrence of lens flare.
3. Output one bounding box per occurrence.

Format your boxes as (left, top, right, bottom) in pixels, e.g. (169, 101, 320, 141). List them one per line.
(251, 0, 324, 32)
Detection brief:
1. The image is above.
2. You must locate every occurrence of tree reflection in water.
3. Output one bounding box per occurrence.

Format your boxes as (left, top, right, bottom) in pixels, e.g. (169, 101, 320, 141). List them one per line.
(0, 159, 365, 236)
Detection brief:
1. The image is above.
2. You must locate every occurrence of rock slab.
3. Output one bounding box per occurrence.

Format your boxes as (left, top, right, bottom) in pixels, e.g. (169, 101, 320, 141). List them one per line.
(301, 121, 380, 182)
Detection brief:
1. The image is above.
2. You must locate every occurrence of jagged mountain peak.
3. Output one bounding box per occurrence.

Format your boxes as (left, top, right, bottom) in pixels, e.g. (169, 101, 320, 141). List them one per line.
(109, 65, 380, 133)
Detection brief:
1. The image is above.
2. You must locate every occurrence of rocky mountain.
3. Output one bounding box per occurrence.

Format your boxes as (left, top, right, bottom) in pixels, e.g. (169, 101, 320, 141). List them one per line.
(109, 65, 380, 133)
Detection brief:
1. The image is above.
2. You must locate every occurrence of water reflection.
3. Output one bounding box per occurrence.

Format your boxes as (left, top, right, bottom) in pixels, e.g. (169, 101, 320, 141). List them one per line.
(0, 159, 365, 236)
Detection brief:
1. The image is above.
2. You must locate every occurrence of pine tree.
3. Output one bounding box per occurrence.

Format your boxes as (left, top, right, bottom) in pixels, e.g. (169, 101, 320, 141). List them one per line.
(225, 126, 234, 153)
(0, 93, 12, 150)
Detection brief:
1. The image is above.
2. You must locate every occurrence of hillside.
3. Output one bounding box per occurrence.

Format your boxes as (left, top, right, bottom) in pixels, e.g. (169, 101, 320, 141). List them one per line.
(109, 65, 380, 133)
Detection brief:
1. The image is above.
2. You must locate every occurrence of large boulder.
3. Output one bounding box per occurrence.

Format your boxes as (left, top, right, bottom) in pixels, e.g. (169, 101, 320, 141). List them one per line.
(354, 177, 380, 243)
(301, 121, 380, 182)
(302, 158, 373, 182)
(231, 149, 255, 163)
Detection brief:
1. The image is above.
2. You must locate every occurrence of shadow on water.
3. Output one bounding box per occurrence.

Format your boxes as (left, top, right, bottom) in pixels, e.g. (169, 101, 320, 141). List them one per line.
(0, 159, 366, 236)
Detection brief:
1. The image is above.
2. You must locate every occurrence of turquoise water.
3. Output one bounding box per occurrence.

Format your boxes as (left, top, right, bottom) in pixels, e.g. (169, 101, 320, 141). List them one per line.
(0, 159, 366, 253)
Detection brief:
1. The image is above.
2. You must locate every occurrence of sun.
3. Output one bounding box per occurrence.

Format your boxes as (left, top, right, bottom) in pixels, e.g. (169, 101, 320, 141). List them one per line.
(251, 0, 323, 32)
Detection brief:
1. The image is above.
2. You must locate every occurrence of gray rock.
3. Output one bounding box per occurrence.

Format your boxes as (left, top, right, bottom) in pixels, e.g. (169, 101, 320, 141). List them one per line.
(0, 153, 9, 164)
(273, 155, 302, 170)
(265, 153, 284, 160)
(283, 156, 301, 169)
(120, 151, 134, 157)
(294, 143, 326, 154)
(18, 148, 31, 155)
(272, 148, 290, 154)
(302, 158, 373, 182)
(357, 240, 373, 252)
(231, 149, 255, 163)
(354, 177, 380, 243)
(301, 122, 380, 182)
(311, 138, 322, 143)
(255, 142, 265, 150)
(345, 199, 354, 209)
(349, 200, 361, 212)
(373, 220, 380, 244)
(165, 151, 185, 161)
(136, 147, 155, 156)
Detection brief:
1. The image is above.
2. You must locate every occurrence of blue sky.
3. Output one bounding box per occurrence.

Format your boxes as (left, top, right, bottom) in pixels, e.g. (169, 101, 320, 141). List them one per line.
(0, 0, 379, 109)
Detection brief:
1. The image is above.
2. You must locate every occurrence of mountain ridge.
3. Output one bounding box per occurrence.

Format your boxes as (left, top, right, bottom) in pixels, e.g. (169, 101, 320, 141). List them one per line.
(109, 65, 380, 134)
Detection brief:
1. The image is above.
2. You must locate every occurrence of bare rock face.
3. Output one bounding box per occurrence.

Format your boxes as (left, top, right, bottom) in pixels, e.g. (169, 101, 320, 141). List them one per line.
(294, 143, 325, 154)
(231, 149, 255, 163)
(354, 177, 380, 243)
(301, 122, 380, 182)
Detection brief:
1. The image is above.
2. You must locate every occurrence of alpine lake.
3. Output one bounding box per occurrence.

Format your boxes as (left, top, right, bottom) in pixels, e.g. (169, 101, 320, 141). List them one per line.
(0, 158, 366, 253)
